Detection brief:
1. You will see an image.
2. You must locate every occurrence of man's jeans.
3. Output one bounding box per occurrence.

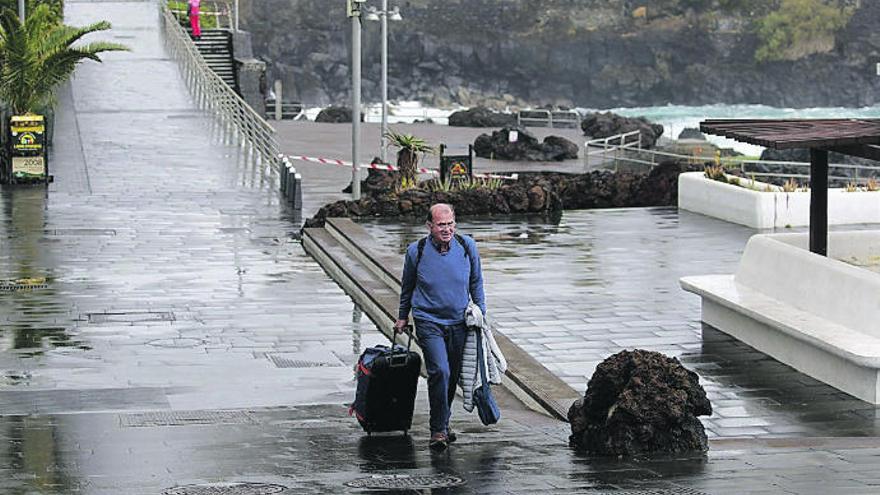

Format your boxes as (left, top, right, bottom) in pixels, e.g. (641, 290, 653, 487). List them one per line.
(414, 318, 467, 436)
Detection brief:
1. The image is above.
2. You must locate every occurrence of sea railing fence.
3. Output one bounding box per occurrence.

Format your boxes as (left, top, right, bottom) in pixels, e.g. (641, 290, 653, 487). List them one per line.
(517, 109, 580, 128)
(737, 160, 880, 186)
(584, 131, 880, 184)
(584, 130, 642, 170)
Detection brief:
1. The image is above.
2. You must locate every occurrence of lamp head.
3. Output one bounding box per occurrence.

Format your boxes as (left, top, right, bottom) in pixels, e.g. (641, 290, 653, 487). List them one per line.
(364, 6, 380, 21)
(389, 7, 403, 21)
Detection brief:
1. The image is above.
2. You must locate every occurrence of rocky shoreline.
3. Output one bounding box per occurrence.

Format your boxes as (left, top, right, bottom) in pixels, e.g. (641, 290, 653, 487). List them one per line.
(303, 161, 699, 228)
(243, 1, 880, 109)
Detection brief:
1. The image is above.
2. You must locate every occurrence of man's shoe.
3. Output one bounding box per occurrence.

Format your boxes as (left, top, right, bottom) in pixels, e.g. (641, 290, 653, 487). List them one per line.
(447, 430, 457, 443)
(429, 433, 448, 451)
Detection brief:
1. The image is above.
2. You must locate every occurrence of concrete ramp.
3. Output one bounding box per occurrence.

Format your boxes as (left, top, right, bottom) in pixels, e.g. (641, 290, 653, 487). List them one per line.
(303, 218, 581, 420)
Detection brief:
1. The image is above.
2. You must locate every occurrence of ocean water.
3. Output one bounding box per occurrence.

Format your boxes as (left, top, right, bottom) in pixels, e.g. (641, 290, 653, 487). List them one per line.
(306, 102, 880, 156)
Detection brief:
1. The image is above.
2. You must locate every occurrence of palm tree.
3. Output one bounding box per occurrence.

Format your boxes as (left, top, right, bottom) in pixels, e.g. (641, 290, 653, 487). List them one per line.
(385, 130, 433, 189)
(0, 5, 127, 115)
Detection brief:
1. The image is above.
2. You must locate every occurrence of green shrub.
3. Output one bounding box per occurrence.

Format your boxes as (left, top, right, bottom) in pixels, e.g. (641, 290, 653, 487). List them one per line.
(755, 0, 852, 62)
(167, 0, 224, 30)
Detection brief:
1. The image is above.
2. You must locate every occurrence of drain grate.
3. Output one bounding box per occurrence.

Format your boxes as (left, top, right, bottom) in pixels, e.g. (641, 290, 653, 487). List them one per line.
(45, 228, 116, 236)
(266, 352, 343, 369)
(0, 278, 48, 292)
(164, 482, 287, 495)
(87, 311, 175, 324)
(120, 410, 257, 428)
(344, 474, 465, 490)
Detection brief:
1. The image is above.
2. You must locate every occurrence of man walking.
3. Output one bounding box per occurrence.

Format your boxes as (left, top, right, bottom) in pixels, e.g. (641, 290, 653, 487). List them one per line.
(395, 203, 486, 451)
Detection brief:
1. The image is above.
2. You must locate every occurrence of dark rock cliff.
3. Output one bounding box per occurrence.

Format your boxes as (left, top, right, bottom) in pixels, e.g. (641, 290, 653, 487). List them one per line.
(241, 0, 880, 109)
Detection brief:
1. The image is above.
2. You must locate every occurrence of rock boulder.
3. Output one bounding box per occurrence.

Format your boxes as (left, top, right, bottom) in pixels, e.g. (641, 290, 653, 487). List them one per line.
(448, 106, 517, 127)
(315, 106, 364, 123)
(568, 349, 712, 456)
(581, 112, 664, 148)
(474, 127, 578, 161)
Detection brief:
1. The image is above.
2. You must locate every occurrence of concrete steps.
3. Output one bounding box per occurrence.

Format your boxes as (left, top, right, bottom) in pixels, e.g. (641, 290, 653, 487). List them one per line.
(193, 29, 238, 92)
(302, 217, 581, 421)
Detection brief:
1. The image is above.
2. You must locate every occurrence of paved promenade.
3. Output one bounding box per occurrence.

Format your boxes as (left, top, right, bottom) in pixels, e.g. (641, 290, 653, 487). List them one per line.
(1, 0, 880, 493)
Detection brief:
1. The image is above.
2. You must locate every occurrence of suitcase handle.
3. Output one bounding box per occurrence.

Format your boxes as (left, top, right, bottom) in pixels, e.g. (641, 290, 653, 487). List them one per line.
(389, 325, 414, 368)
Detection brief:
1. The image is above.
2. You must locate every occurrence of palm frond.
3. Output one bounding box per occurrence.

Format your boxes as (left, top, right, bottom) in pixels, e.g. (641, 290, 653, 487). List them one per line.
(0, 5, 127, 113)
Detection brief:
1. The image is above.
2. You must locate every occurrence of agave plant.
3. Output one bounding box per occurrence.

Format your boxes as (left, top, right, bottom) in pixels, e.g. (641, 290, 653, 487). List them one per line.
(0, 5, 127, 114)
(385, 130, 433, 189)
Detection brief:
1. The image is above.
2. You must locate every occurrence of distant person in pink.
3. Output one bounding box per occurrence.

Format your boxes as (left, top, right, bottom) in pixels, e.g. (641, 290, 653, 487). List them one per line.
(188, 0, 201, 40)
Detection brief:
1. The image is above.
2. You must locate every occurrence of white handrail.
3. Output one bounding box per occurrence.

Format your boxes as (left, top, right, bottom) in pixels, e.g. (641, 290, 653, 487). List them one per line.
(161, 3, 280, 171)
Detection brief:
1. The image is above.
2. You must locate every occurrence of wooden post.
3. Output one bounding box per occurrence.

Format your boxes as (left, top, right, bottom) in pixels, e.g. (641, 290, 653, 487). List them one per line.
(809, 148, 828, 256)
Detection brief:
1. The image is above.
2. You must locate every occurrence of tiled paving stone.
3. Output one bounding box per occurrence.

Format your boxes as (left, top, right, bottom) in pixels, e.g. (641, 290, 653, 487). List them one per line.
(0, 0, 879, 493)
(0, 0, 386, 412)
(3, 404, 880, 494)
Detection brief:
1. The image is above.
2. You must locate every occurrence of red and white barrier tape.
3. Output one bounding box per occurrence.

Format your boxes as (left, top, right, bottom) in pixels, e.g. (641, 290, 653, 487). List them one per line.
(281, 154, 518, 181)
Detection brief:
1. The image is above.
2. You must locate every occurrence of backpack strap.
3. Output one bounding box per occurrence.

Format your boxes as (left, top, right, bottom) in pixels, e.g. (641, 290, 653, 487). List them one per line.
(415, 234, 472, 269)
(416, 237, 428, 268)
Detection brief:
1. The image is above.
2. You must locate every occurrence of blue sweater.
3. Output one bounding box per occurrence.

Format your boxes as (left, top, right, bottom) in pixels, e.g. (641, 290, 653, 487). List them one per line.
(398, 235, 486, 325)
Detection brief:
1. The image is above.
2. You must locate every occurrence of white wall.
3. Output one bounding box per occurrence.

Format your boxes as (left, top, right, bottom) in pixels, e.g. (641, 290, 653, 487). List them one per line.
(678, 172, 880, 229)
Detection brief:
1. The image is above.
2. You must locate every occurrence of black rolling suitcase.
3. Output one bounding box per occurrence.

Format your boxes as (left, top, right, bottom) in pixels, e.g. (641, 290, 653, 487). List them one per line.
(350, 330, 421, 435)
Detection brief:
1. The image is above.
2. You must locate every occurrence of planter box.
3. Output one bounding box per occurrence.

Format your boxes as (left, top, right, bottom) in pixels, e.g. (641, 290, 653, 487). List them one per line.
(682, 231, 880, 403)
(678, 172, 880, 229)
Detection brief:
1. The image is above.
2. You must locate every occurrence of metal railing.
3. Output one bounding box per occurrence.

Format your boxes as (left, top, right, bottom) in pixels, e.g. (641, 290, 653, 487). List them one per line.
(738, 160, 880, 185)
(517, 109, 580, 128)
(161, 3, 281, 173)
(265, 99, 304, 120)
(584, 130, 642, 170)
(583, 132, 880, 184)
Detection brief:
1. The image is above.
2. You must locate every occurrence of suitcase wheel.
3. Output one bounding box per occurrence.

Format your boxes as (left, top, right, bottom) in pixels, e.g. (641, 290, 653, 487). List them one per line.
(402, 430, 407, 437)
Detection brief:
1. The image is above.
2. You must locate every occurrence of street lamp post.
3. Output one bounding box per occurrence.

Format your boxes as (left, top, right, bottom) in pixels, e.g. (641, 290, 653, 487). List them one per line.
(347, 0, 366, 200)
(366, 3, 402, 164)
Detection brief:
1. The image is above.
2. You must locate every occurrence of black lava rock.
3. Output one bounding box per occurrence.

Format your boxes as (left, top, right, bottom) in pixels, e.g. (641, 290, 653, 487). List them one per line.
(581, 112, 664, 148)
(678, 127, 706, 140)
(448, 107, 517, 127)
(568, 349, 712, 456)
(474, 127, 578, 161)
(315, 106, 364, 123)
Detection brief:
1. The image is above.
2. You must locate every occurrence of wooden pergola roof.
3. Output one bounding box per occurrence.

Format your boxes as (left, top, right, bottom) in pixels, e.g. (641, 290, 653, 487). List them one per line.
(701, 119, 880, 158)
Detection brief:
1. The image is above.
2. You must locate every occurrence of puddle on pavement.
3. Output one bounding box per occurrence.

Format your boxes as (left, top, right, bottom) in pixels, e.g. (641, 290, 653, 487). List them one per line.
(0, 325, 90, 357)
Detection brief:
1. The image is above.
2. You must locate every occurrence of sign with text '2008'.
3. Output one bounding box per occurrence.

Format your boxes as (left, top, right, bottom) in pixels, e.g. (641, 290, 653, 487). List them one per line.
(9, 114, 47, 181)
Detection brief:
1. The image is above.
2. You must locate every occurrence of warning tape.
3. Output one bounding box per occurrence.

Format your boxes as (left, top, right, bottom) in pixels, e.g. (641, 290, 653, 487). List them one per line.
(281, 154, 518, 181)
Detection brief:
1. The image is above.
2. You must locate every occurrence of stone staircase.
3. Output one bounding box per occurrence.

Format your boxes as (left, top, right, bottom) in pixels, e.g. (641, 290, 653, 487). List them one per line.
(193, 29, 238, 92)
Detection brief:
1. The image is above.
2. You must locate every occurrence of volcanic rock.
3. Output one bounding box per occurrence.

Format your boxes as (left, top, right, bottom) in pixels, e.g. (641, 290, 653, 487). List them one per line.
(568, 349, 712, 456)
(678, 127, 706, 140)
(474, 127, 578, 161)
(315, 106, 363, 123)
(581, 112, 664, 148)
(448, 106, 517, 127)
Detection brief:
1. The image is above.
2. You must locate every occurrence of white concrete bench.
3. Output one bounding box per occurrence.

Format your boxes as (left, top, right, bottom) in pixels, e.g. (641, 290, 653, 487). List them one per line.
(681, 232, 880, 403)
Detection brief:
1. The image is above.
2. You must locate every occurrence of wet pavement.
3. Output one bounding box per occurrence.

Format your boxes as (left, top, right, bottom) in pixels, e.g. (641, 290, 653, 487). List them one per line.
(361, 214, 880, 441)
(1, 0, 880, 493)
